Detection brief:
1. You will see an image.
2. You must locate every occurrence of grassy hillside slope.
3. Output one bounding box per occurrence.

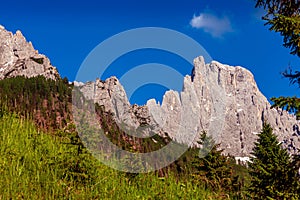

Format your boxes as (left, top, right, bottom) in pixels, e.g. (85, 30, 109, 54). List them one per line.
(0, 112, 226, 199)
(0, 76, 249, 199)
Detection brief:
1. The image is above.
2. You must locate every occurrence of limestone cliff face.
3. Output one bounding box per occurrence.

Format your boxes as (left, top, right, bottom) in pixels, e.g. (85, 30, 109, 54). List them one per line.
(1, 26, 298, 157)
(77, 56, 300, 157)
(0, 25, 59, 80)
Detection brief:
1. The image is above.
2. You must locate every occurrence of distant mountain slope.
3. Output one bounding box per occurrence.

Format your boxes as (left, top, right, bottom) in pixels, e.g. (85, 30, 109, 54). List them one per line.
(0, 75, 201, 176)
(0, 76, 72, 130)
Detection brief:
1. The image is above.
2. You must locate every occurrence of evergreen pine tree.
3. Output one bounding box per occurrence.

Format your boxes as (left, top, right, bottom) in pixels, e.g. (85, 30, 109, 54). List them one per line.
(290, 152, 300, 197)
(248, 123, 300, 199)
(193, 132, 233, 191)
(254, 0, 300, 118)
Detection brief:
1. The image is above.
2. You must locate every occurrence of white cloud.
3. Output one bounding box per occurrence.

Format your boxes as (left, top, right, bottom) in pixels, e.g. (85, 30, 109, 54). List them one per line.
(190, 12, 233, 38)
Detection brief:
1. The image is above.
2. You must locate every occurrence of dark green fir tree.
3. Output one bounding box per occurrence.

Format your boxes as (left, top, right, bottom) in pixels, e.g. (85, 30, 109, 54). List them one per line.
(248, 123, 300, 199)
(193, 132, 233, 191)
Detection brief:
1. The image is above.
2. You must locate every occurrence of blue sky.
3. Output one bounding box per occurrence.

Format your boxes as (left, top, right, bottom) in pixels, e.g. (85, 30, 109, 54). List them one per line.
(1, 0, 299, 105)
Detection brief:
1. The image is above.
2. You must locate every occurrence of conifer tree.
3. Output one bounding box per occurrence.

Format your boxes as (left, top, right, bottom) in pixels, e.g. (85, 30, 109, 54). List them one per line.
(193, 132, 233, 191)
(248, 123, 300, 199)
(254, 0, 300, 117)
(255, 0, 300, 57)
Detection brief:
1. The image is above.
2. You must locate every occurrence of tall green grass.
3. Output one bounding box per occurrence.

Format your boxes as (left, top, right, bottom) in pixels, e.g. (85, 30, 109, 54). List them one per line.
(0, 113, 229, 199)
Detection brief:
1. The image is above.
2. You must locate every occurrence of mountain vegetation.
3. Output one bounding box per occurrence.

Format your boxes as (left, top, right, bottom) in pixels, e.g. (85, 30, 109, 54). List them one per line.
(0, 75, 250, 198)
(255, 0, 299, 57)
(3, 75, 297, 199)
(248, 123, 300, 199)
(0, 75, 71, 130)
(1, 112, 225, 199)
(252, 1, 300, 197)
(0, 1, 299, 198)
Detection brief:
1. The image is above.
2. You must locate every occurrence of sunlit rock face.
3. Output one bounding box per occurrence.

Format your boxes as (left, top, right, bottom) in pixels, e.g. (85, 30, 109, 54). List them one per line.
(77, 56, 300, 157)
(0, 25, 59, 80)
(2, 25, 297, 157)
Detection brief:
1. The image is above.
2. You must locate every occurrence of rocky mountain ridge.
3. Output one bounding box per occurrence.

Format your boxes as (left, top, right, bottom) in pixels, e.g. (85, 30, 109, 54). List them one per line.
(76, 57, 300, 157)
(0, 26, 299, 157)
(0, 25, 59, 80)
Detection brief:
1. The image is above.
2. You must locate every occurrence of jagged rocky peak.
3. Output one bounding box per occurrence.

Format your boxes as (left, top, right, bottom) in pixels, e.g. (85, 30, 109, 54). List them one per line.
(0, 25, 60, 80)
(1, 25, 297, 157)
(76, 56, 300, 157)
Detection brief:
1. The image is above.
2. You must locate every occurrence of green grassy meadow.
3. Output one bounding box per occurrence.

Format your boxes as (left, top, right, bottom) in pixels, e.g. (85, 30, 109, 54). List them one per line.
(0, 113, 232, 199)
